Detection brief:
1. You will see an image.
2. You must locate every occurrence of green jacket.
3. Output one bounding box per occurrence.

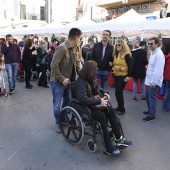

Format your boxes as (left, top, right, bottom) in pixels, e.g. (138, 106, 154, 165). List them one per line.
(50, 40, 81, 87)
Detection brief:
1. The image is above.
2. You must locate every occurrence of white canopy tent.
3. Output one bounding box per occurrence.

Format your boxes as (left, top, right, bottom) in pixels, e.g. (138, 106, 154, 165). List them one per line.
(1, 9, 170, 38)
(12, 12, 97, 36)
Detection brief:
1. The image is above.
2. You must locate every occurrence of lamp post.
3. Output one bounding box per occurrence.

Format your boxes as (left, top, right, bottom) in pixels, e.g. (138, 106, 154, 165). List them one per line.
(122, 0, 128, 14)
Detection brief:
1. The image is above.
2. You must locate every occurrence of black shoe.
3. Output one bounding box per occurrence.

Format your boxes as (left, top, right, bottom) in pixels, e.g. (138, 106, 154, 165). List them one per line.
(42, 85, 49, 88)
(143, 111, 149, 114)
(143, 116, 155, 122)
(9, 89, 15, 94)
(116, 110, 125, 115)
(114, 107, 125, 115)
(114, 107, 119, 111)
(28, 84, 33, 87)
(38, 83, 43, 86)
(26, 85, 32, 89)
(133, 96, 137, 102)
(141, 96, 146, 102)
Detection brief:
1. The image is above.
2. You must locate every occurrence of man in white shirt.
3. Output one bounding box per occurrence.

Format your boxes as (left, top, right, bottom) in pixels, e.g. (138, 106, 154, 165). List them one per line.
(143, 37, 165, 122)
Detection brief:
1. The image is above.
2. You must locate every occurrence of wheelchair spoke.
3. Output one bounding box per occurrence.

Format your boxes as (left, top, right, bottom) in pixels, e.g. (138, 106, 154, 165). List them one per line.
(70, 127, 78, 141)
(71, 125, 81, 131)
(66, 127, 71, 138)
(64, 112, 71, 124)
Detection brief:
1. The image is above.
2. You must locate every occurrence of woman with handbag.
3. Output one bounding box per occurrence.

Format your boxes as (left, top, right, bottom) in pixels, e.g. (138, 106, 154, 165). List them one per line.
(76, 61, 132, 156)
(37, 40, 49, 88)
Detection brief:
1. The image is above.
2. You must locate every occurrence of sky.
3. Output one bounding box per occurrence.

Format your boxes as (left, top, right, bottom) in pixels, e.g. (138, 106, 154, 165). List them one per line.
(52, 0, 78, 22)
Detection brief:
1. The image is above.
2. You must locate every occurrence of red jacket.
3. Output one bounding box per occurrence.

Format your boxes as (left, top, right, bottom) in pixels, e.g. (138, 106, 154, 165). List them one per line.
(164, 52, 170, 80)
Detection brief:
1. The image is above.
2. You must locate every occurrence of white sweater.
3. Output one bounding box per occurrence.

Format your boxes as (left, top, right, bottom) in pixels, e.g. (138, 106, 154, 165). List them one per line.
(145, 47, 165, 87)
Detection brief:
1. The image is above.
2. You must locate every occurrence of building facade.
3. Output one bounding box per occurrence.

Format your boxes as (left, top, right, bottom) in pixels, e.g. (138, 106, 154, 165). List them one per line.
(0, 0, 48, 30)
(96, 0, 167, 20)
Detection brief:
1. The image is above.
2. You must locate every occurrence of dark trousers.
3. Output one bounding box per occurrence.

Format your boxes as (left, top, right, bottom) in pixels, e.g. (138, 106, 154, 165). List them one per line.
(38, 64, 47, 86)
(25, 69, 32, 85)
(92, 106, 121, 149)
(114, 76, 127, 112)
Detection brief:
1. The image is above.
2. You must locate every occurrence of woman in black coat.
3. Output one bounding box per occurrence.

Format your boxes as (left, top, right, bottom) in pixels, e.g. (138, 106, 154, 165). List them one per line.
(22, 39, 36, 89)
(131, 41, 148, 101)
(76, 61, 132, 156)
(37, 40, 49, 88)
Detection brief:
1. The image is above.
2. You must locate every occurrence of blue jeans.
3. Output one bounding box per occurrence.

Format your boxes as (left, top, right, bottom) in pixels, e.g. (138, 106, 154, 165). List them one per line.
(50, 81, 71, 123)
(5, 62, 18, 89)
(96, 70, 109, 89)
(133, 78, 145, 96)
(145, 85, 159, 117)
(162, 80, 170, 111)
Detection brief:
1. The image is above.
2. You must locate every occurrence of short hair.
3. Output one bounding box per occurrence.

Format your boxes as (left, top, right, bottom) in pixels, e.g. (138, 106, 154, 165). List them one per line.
(68, 28, 82, 40)
(39, 40, 46, 46)
(139, 41, 146, 47)
(24, 35, 28, 38)
(6, 34, 12, 38)
(78, 60, 97, 81)
(24, 39, 33, 48)
(148, 37, 161, 46)
(103, 30, 111, 37)
(88, 38, 93, 42)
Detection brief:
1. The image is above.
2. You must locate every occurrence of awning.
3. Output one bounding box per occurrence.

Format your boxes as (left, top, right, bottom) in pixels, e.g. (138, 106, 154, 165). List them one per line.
(97, 0, 155, 9)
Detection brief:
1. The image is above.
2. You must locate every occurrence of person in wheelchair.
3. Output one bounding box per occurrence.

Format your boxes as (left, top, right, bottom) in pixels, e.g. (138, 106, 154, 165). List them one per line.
(76, 61, 133, 155)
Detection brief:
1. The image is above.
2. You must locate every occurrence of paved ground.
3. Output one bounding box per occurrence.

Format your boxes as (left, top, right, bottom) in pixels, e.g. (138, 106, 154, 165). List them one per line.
(0, 72, 170, 170)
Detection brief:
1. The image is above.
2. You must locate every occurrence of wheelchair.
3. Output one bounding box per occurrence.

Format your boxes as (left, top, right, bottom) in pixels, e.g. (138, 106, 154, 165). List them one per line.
(59, 83, 124, 153)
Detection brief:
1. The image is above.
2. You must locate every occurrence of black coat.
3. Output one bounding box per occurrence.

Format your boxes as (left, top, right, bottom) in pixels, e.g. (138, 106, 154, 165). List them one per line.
(22, 47, 36, 69)
(131, 48, 148, 79)
(76, 77, 107, 106)
(91, 42, 113, 71)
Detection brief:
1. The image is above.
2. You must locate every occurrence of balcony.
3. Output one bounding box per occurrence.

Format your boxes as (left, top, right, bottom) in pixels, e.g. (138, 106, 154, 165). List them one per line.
(26, 13, 40, 20)
(96, 0, 156, 9)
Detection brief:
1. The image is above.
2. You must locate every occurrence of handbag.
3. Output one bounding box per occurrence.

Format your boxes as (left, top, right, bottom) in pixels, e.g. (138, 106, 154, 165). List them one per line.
(86, 82, 107, 111)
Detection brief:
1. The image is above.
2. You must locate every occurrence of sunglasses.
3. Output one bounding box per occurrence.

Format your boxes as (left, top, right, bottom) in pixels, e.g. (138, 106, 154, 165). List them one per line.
(148, 43, 153, 46)
(116, 44, 122, 47)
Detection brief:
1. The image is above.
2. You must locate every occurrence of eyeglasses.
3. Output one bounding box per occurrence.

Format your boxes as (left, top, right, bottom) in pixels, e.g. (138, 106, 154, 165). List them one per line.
(148, 43, 153, 46)
(103, 33, 110, 36)
(116, 44, 121, 47)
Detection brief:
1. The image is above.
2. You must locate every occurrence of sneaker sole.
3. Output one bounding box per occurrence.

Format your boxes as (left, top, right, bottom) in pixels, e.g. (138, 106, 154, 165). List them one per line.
(116, 142, 133, 147)
(103, 150, 120, 155)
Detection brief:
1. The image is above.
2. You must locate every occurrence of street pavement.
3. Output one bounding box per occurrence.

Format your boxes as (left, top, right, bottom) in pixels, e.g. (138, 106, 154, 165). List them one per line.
(0, 73, 170, 170)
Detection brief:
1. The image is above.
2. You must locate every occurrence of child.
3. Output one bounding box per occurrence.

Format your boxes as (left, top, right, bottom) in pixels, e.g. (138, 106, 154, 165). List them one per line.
(0, 52, 5, 93)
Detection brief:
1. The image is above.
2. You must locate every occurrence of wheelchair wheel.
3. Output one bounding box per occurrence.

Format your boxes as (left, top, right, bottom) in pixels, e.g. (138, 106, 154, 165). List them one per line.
(59, 106, 84, 144)
(87, 139, 97, 153)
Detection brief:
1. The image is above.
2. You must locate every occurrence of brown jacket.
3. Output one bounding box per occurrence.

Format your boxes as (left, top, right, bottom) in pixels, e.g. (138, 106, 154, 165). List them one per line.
(50, 40, 81, 87)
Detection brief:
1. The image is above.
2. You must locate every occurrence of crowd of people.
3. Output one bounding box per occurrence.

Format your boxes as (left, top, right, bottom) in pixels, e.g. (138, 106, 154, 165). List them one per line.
(0, 27, 170, 156)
